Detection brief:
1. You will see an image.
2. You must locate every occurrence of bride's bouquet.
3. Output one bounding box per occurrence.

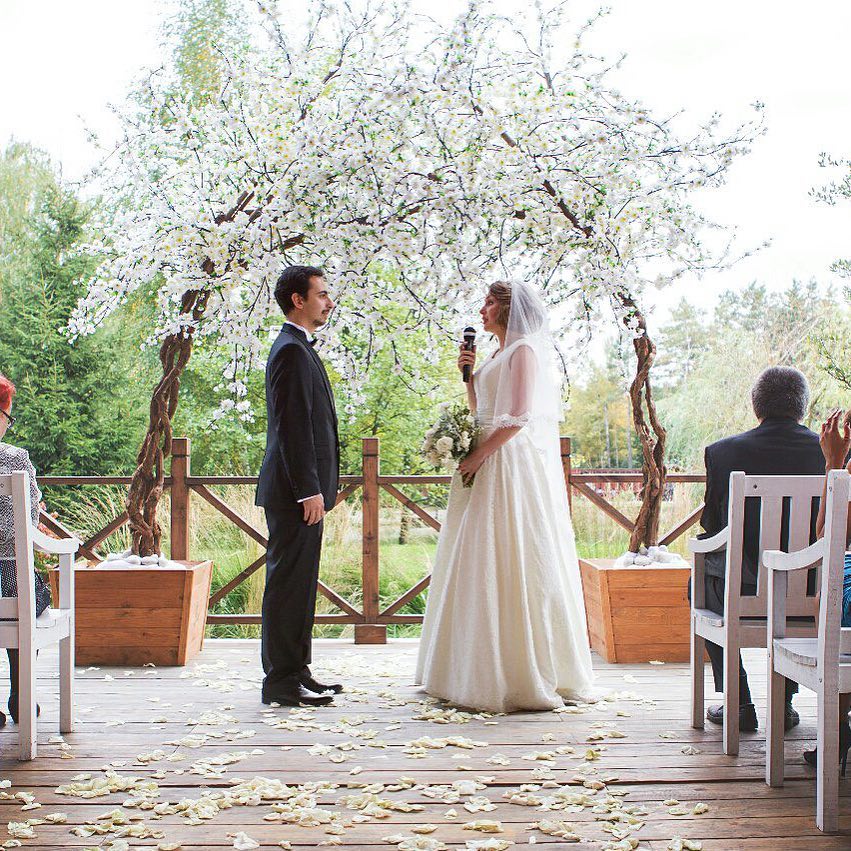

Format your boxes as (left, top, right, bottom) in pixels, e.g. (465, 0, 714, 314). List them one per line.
(422, 402, 480, 480)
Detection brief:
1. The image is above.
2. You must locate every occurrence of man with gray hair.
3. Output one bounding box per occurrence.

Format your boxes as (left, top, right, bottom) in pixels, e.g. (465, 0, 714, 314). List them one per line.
(695, 366, 823, 732)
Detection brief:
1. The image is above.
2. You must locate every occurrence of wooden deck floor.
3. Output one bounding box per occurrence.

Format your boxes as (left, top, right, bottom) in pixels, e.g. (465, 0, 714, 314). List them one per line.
(0, 641, 848, 850)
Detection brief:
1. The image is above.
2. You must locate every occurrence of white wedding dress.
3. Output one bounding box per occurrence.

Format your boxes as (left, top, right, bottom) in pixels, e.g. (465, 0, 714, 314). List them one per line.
(415, 337, 595, 713)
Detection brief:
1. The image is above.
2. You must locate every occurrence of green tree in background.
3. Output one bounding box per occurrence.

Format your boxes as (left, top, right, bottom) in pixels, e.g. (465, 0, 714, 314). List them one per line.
(564, 340, 638, 469)
(657, 280, 848, 468)
(0, 143, 149, 476)
(652, 298, 709, 387)
(163, 0, 249, 101)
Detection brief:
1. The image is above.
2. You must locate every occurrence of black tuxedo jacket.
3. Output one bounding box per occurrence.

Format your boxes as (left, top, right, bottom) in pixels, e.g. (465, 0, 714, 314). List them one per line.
(256, 324, 340, 512)
(699, 417, 824, 586)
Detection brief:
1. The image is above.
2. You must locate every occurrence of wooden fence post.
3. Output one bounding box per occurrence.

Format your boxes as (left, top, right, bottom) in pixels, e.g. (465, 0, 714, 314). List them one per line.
(356, 437, 386, 644)
(170, 437, 191, 562)
(561, 436, 573, 514)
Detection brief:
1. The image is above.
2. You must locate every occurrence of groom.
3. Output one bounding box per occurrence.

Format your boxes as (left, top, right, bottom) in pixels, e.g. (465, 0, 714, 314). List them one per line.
(256, 265, 342, 707)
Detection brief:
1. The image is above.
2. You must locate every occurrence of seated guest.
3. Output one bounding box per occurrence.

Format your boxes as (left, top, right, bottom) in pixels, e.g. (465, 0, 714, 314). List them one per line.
(805, 408, 851, 770)
(697, 366, 824, 732)
(0, 374, 51, 726)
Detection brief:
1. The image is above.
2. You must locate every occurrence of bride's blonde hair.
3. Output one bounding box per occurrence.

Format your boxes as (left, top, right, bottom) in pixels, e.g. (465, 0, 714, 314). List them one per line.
(488, 281, 512, 329)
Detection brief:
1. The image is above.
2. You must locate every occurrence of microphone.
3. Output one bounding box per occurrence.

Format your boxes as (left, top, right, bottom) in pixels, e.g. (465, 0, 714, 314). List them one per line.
(462, 326, 476, 383)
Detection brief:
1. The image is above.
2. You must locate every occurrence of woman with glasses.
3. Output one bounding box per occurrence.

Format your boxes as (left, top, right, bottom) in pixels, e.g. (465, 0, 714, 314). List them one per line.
(0, 374, 51, 727)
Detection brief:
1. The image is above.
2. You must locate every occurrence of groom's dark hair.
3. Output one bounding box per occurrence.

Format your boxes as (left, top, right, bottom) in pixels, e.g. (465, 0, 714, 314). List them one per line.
(275, 265, 325, 314)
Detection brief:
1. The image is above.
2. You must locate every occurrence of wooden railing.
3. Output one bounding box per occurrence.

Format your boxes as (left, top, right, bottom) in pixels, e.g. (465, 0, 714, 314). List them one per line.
(38, 436, 706, 644)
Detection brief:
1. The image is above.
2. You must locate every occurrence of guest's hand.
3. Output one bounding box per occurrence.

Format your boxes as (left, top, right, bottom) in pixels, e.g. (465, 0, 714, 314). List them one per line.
(457, 343, 476, 378)
(458, 448, 487, 484)
(302, 495, 326, 526)
(819, 409, 851, 470)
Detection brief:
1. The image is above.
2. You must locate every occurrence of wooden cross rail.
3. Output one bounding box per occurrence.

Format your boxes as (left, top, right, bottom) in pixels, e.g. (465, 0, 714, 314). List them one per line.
(35, 436, 706, 645)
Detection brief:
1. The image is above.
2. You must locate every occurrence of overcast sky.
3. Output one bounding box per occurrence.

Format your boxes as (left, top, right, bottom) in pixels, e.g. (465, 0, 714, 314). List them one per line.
(1, 0, 849, 322)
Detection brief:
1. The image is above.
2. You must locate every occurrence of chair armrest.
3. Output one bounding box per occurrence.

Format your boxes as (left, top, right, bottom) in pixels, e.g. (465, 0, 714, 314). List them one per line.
(31, 527, 80, 555)
(688, 527, 728, 554)
(763, 540, 824, 573)
(56, 550, 75, 611)
(33, 528, 79, 555)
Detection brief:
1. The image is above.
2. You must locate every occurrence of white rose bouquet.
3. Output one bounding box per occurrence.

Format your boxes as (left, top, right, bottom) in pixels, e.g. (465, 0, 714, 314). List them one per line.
(422, 402, 481, 485)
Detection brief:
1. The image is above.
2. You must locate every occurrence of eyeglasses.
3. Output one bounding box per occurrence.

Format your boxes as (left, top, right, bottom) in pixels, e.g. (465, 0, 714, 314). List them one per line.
(0, 410, 14, 429)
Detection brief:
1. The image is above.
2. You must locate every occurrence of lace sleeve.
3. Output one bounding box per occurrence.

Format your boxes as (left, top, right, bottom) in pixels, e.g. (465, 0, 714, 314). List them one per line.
(493, 344, 536, 430)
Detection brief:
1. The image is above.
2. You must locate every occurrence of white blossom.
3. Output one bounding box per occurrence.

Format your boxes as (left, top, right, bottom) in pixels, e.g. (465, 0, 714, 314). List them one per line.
(70, 1, 760, 411)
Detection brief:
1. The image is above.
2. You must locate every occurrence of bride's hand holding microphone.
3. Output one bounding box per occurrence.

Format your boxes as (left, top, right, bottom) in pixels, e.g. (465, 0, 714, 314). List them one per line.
(457, 326, 484, 485)
(457, 327, 476, 381)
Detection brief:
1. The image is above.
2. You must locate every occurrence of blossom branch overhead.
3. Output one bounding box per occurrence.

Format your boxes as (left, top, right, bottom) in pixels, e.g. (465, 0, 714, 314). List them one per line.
(72, 0, 763, 396)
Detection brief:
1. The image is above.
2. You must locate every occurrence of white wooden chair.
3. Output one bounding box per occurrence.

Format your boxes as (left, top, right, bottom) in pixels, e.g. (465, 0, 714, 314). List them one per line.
(689, 472, 823, 755)
(765, 468, 851, 833)
(1, 470, 77, 760)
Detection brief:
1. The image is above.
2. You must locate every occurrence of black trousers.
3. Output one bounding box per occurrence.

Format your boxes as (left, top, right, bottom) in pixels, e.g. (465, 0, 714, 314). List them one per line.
(690, 573, 797, 704)
(260, 507, 323, 691)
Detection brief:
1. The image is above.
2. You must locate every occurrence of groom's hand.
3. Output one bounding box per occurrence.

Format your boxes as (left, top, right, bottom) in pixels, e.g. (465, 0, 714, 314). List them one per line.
(302, 495, 326, 525)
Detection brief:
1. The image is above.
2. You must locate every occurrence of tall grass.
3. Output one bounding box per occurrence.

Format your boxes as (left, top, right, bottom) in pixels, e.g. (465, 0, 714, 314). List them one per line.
(50, 480, 703, 639)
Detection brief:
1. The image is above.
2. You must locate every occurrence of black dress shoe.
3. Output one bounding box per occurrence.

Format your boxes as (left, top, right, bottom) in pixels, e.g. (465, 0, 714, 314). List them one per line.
(262, 683, 334, 707)
(300, 674, 343, 695)
(804, 720, 851, 777)
(707, 702, 758, 732)
(784, 702, 800, 731)
(8, 693, 39, 725)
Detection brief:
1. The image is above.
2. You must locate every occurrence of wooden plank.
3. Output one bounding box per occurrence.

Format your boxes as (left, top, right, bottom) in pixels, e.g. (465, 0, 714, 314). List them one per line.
(81, 510, 129, 552)
(381, 483, 441, 531)
(335, 482, 361, 507)
(612, 621, 692, 645)
(177, 561, 193, 664)
(74, 607, 183, 630)
(0, 640, 844, 849)
(611, 605, 692, 626)
(209, 552, 267, 606)
(207, 612, 359, 625)
(571, 473, 705, 484)
(169, 436, 191, 561)
(184, 474, 363, 486)
(191, 483, 267, 547)
(317, 580, 362, 619)
(659, 503, 704, 546)
(184, 562, 210, 662)
(380, 573, 431, 618)
(609, 586, 690, 607)
(599, 565, 616, 661)
(74, 645, 180, 666)
(360, 437, 382, 638)
(579, 559, 603, 651)
(39, 511, 101, 562)
(571, 480, 635, 532)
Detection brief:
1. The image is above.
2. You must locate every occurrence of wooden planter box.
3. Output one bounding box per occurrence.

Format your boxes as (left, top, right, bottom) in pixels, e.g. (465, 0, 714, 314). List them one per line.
(49, 560, 213, 666)
(579, 557, 692, 663)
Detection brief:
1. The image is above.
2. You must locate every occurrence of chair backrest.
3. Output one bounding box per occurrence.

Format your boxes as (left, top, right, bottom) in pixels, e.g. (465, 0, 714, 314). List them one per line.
(726, 472, 824, 618)
(818, 469, 851, 672)
(0, 472, 39, 625)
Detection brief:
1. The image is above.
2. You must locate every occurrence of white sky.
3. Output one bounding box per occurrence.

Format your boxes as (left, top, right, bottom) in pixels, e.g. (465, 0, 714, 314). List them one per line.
(1, 0, 849, 324)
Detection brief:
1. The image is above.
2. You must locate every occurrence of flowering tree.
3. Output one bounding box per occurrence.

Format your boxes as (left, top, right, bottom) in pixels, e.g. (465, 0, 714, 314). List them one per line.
(812, 153, 851, 393)
(72, 0, 762, 556)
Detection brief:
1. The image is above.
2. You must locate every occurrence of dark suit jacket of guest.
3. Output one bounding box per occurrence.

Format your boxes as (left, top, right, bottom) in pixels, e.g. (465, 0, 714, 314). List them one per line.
(699, 417, 825, 587)
(255, 324, 340, 513)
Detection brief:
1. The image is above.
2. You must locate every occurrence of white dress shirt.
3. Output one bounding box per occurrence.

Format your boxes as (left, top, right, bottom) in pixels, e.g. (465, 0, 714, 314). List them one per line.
(283, 319, 315, 343)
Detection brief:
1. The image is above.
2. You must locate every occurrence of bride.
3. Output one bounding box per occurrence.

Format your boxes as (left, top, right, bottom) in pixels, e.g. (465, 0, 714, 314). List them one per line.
(415, 280, 594, 712)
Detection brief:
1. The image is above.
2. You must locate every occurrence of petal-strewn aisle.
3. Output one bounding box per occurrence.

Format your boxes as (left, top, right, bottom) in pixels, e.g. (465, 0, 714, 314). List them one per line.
(0, 641, 847, 849)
